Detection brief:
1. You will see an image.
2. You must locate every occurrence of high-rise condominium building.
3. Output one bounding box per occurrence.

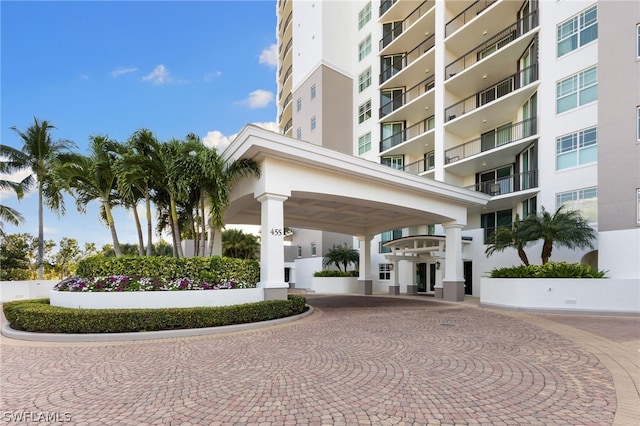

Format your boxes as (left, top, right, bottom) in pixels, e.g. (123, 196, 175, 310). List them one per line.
(276, 0, 640, 295)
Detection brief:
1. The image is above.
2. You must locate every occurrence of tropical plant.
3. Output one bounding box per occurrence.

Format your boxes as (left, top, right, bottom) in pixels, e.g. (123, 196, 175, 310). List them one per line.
(222, 228, 260, 259)
(489, 262, 606, 278)
(484, 215, 534, 265)
(322, 243, 360, 272)
(55, 237, 81, 279)
(6, 118, 76, 278)
(0, 150, 31, 235)
(57, 135, 124, 256)
(0, 233, 32, 280)
(521, 206, 596, 264)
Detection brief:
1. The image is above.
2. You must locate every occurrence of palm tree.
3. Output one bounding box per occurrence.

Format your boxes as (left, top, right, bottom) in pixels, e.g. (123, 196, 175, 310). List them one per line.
(199, 149, 260, 256)
(484, 215, 533, 266)
(7, 118, 75, 278)
(0, 145, 33, 235)
(521, 206, 596, 264)
(222, 228, 260, 259)
(57, 135, 123, 256)
(118, 129, 162, 256)
(322, 243, 360, 272)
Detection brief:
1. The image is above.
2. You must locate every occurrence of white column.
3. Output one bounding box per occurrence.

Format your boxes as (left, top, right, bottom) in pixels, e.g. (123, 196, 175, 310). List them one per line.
(389, 257, 400, 295)
(357, 234, 374, 295)
(443, 222, 465, 302)
(256, 193, 289, 299)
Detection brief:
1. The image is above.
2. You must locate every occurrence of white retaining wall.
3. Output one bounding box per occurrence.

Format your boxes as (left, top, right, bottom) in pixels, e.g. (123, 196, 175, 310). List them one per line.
(1, 281, 59, 303)
(50, 288, 264, 310)
(481, 278, 640, 314)
(311, 277, 358, 294)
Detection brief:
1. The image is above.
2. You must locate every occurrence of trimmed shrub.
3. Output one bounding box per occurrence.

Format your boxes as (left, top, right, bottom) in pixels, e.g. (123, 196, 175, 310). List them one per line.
(313, 270, 359, 277)
(3, 295, 307, 334)
(489, 262, 607, 278)
(76, 256, 259, 284)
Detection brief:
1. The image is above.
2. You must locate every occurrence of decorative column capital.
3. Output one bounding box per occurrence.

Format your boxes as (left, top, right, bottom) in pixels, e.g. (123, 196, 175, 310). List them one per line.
(256, 192, 289, 203)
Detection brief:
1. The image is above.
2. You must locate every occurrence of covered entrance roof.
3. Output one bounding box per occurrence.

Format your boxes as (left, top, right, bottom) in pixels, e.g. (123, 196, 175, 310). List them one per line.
(223, 125, 490, 236)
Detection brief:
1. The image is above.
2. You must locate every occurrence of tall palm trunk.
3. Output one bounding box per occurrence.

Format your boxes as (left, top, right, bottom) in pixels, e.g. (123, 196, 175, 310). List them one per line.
(37, 185, 44, 280)
(104, 202, 122, 257)
(132, 204, 145, 255)
(169, 197, 184, 258)
(541, 240, 553, 264)
(145, 193, 153, 256)
(517, 248, 530, 266)
(200, 197, 207, 257)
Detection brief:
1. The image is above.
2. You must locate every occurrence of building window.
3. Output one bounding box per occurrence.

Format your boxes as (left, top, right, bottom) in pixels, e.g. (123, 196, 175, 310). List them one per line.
(297, 245, 302, 258)
(637, 24, 640, 58)
(427, 224, 435, 235)
(556, 187, 598, 223)
(522, 196, 537, 219)
(557, 5, 598, 57)
(358, 99, 372, 123)
(358, 2, 371, 30)
(637, 106, 640, 141)
(556, 127, 597, 170)
(358, 132, 371, 155)
(296, 127, 302, 140)
(310, 84, 316, 99)
(358, 34, 372, 61)
(311, 116, 316, 131)
(556, 66, 597, 114)
(379, 264, 392, 280)
(637, 189, 640, 223)
(311, 242, 317, 256)
(381, 155, 403, 170)
(358, 67, 372, 92)
(296, 97, 302, 112)
(379, 229, 402, 253)
(481, 209, 513, 244)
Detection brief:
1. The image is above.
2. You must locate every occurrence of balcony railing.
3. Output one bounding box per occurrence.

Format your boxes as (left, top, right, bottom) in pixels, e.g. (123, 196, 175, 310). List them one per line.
(282, 118, 293, 135)
(445, 0, 497, 37)
(279, 12, 292, 34)
(402, 152, 435, 175)
(444, 63, 538, 122)
(380, 75, 435, 118)
(279, 37, 293, 57)
(380, 115, 435, 152)
(279, 65, 292, 85)
(445, 11, 538, 79)
(444, 117, 537, 164)
(465, 170, 538, 195)
(380, 34, 435, 84)
(278, 93, 293, 123)
(379, 0, 435, 50)
(379, 0, 397, 17)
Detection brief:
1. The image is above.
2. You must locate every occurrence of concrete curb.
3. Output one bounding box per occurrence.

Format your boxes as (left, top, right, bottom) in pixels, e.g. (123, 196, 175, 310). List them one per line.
(1, 305, 314, 343)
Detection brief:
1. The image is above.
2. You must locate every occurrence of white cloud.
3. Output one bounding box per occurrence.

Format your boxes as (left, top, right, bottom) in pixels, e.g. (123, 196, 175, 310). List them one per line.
(238, 89, 274, 109)
(259, 44, 278, 67)
(111, 66, 138, 78)
(204, 71, 222, 82)
(202, 121, 278, 152)
(142, 65, 171, 85)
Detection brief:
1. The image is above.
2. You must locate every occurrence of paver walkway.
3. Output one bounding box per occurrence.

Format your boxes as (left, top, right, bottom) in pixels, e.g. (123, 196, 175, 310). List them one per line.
(1, 294, 638, 425)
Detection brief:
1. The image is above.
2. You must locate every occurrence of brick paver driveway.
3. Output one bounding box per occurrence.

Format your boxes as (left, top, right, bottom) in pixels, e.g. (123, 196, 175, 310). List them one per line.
(1, 294, 638, 425)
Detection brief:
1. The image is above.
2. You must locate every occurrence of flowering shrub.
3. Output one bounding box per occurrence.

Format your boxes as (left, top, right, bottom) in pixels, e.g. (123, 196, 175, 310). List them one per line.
(54, 276, 255, 292)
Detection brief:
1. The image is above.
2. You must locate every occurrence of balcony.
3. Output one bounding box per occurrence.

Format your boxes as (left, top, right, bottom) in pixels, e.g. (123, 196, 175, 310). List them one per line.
(282, 118, 293, 136)
(278, 12, 292, 36)
(379, 0, 397, 17)
(278, 92, 293, 125)
(446, 11, 538, 79)
(380, 35, 435, 85)
(380, 116, 435, 152)
(279, 37, 292, 58)
(445, 63, 538, 123)
(446, 0, 497, 38)
(444, 117, 537, 165)
(465, 170, 538, 196)
(380, 75, 435, 119)
(402, 152, 435, 176)
(379, 0, 435, 50)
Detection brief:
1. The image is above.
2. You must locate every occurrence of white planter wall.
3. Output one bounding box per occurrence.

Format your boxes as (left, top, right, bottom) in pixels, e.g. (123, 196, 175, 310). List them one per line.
(311, 277, 358, 294)
(481, 278, 640, 314)
(1, 281, 58, 303)
(50, 288, 264, 310)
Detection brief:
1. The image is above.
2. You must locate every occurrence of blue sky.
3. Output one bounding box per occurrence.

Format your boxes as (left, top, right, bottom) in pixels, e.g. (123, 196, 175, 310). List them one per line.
(1, 0, 278, 250)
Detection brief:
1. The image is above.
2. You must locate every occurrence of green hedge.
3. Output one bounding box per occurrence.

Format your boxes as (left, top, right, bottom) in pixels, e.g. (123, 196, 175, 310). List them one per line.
(76, 256, 259, 284)
(3, 295, 307, 334)
(313, 270, 359, 277)
(489, 262, 607, 278)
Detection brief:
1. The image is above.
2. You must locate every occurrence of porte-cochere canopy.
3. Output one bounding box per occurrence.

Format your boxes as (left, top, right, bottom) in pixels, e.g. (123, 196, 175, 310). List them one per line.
(221, 125, 490, 301)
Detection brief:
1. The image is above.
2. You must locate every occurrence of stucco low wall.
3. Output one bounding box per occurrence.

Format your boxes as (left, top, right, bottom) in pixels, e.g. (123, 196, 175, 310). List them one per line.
(311, 277, 358, 294)
(50, 288, 264, 310)
(1, 281, 58, 303)
(480, 278, 640, 314)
